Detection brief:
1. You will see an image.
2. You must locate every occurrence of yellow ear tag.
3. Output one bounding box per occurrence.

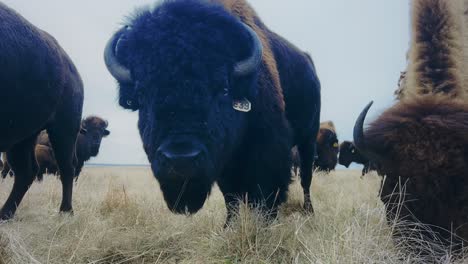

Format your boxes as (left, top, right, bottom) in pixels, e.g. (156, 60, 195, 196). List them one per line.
(333, 142, 339, 148)
(233, 98, 252, 113)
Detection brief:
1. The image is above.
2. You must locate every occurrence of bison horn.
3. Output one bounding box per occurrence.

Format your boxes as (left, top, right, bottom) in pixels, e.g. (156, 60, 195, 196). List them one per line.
(233, 23, 263, 77)
(353, 101, 384, 164)
(104, 27, 132, 83)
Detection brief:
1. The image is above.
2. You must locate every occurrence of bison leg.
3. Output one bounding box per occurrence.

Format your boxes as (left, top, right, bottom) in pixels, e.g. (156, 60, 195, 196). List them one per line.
(298, 142, 316, 213)
(47, 128, 78, 213)
(0, 135, 38, 220)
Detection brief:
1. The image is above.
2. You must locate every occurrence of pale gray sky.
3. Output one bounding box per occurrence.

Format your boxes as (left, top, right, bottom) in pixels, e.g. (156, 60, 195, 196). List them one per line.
(3, 1, 410, 166)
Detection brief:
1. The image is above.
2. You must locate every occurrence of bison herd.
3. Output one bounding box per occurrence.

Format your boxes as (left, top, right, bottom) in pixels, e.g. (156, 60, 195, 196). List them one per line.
(1, 0, 468, 255)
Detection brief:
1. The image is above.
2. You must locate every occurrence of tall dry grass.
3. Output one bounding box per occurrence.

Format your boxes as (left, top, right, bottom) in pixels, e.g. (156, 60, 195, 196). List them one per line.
(0, 168, 465, 263)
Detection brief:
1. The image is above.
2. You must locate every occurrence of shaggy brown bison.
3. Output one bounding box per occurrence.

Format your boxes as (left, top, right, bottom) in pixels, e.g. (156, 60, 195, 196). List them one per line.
(354, 0, 468, 248)
(338, 141, 375, 176)
(34, 116, 110, 181)
(0, 3, 83, 220)
(292, 121, 339, 174)
(35, 144, 58, 180)
(104, 0, 321, 224)
(314, 121, 339, 171)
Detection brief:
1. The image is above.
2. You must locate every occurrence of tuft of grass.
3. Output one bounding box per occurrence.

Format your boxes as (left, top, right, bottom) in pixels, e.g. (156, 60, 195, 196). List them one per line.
(0, 168, 467, 263)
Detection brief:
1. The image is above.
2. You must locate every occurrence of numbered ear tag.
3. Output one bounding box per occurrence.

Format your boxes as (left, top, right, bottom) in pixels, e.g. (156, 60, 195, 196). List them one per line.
(233, 98, 252, 113)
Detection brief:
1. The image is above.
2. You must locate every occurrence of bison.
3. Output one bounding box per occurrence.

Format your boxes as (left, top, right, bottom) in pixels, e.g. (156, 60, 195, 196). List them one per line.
(354, 0, 468, 247)
(314, 121, 339, 172)
(292, 121, 339, 175)
(34, 116, 110, 181)
(338, 141, 375, 176)
(0, 3, 83, 220)
(104, 0, 321, 223)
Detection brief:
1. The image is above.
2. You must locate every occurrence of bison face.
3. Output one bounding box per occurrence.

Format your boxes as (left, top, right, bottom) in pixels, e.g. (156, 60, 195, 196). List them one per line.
(104, 2, 263, 214)
(315, 128, 339, 171)
(338, 141, 361, 168)
(80, 116, 110, 157)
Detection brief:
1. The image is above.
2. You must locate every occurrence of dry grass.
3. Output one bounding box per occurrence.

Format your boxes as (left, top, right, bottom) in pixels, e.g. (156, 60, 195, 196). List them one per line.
(0, 168, 466, 263)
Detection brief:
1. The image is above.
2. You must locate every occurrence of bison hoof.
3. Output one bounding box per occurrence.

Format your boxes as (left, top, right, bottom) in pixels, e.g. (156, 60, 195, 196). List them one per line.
(303, 203, 314, 214)
(0, 210, 14, 222)
(59, 205, 74, 214)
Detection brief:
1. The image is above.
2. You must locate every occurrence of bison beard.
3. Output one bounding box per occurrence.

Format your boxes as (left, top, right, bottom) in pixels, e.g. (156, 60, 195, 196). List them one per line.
(104, 0, 321, 223)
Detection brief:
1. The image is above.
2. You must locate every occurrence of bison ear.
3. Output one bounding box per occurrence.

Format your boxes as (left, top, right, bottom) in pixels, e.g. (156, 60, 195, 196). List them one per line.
(80, 128, 88, 135)
(103, 129, 110, 137)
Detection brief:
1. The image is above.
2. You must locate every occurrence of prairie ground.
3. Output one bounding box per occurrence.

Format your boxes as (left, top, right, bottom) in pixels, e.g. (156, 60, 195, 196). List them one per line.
(0, 167, 466, 263)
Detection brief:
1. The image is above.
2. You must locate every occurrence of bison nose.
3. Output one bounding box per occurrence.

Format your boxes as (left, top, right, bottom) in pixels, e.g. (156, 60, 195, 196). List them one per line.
(157, 141, 202, 162)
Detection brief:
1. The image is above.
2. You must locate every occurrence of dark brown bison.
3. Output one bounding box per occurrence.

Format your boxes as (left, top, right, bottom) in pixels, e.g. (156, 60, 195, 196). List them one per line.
(34, 116, 110, 181)
(292, 121, 339, 174)
(338, 141, 375, 176)
(314, 121, 339, 171)
(35, 144, 58, 180)
(104, 0, 321, 224)
(354, 0, 468, 248)
(0, 3, 83, 220)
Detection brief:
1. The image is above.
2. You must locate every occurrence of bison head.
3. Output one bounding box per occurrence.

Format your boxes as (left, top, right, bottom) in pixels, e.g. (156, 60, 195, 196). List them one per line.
(79, 116, 110, 157)
(315, 125, 339, 171)
(353, 99, 468, 238)
(338, 141, 367, 168)
(104, 1, 262, 214)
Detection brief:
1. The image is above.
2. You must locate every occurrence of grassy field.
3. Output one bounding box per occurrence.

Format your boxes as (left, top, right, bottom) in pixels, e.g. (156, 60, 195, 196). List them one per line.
(0, 167, 465, 263)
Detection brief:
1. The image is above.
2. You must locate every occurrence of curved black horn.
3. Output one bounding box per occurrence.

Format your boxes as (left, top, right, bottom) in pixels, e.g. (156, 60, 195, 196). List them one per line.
(104, 27, 132, 83)
(233, 23, 263, 77)
(353, 101, 384, 163)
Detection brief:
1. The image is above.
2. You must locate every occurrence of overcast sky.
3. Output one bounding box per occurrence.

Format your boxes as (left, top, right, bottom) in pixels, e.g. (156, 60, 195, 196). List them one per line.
(3, 0, 410, 166)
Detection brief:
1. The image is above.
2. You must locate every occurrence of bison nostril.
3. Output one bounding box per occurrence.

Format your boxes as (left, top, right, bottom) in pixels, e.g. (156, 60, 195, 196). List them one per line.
(156, 140, 203, 162)
(159, 148, 201, 160)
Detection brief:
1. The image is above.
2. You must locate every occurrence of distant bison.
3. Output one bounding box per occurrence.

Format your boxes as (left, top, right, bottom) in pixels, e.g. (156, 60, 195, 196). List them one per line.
(104, 0, 321, 223)
(35, 144, 58, 180)
(34, 116, 110, 181)
(314, 121, 339, 171)
(355, 0, 468, 247)
(292, 121, 339, 174)
(0, 3, 83, 220)
(338, 141, 375, 176)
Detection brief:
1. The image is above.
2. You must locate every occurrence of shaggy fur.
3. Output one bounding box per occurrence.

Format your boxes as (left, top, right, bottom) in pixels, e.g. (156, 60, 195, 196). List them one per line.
(107, 0, 320, 222)
(338, 141, 374, 176)
(404, 0, 464, 99)
(0, 3, 83, 220)
(364, 96, 468, 246)
(357, 0, 468, 249)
